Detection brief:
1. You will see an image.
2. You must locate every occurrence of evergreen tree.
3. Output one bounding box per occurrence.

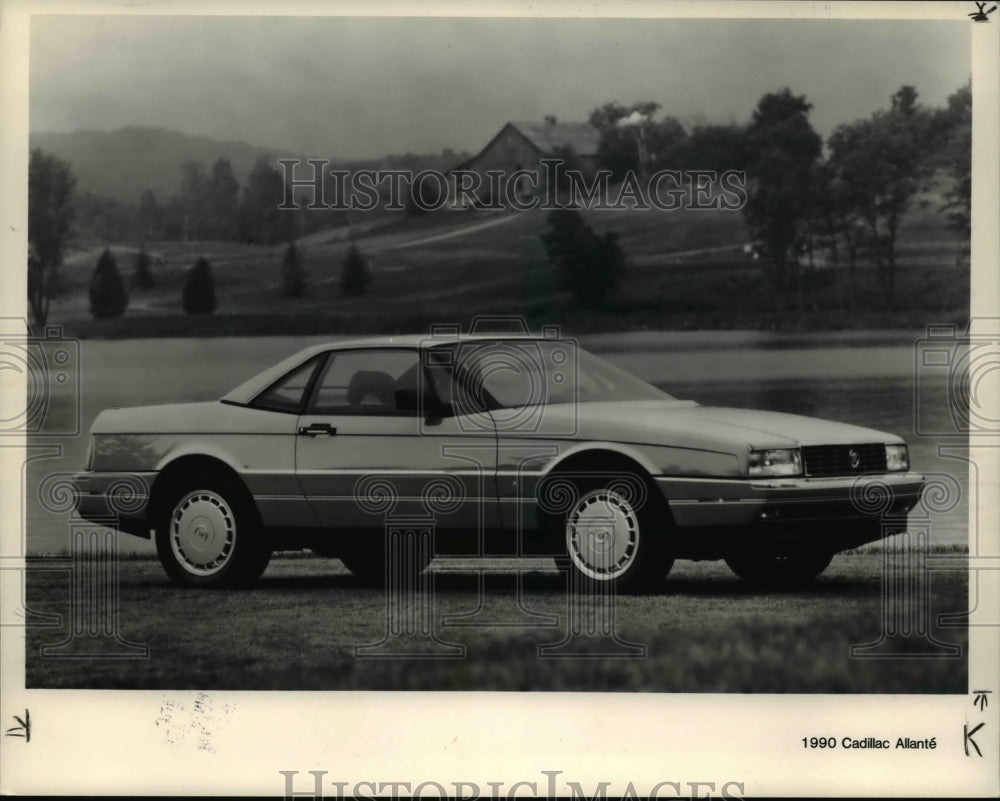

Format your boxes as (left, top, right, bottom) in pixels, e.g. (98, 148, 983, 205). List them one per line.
(89, 248, 129, 319)
(281, 241, 306, 297)
(340, 245, 370, 297)
(541, 208, 625, 308)
(182, 256, 217, 314)
(133, 248, 155, 290)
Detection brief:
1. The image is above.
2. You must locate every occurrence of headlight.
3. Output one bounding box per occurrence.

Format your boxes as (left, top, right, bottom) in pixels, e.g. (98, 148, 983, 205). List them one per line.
(885, 444, 909, 472)
(748, 448, 802, 477)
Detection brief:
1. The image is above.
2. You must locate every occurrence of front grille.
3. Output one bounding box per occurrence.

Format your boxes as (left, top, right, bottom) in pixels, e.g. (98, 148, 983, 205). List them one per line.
(802, 444, 886, 477)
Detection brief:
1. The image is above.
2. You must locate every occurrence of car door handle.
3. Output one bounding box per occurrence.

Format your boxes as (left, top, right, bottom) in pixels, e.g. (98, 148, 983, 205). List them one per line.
(297, 423, 337, 437)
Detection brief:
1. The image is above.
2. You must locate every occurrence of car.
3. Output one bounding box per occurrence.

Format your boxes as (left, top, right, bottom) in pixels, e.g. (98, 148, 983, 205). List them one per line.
(73, 334, 925, 591)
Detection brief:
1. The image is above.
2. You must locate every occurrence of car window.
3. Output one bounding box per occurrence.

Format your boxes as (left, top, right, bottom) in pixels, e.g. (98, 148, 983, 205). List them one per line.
(431, 340, 673, 409)
(425, 346, 485, 415)
(308, 349, 424, 415)
(250, 354, 323, 413)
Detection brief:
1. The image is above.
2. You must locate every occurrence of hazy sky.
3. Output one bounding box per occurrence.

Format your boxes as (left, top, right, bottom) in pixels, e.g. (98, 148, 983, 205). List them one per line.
(30, 15, 970, 160)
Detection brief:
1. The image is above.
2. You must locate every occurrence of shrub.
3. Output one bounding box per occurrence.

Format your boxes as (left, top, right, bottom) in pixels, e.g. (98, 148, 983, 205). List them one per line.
(340, 244, 370, 297)
(88, 248, 129, 319)
(182, 256, 216, 314)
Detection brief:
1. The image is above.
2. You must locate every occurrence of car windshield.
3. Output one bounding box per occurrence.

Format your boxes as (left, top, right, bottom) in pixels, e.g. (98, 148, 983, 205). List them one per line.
(429, 340, 674, 409)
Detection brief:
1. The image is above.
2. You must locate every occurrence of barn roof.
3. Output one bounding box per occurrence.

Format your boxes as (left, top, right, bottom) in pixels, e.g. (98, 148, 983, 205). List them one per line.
(508, 120, 601, 157)
(452, 120, 601, 171)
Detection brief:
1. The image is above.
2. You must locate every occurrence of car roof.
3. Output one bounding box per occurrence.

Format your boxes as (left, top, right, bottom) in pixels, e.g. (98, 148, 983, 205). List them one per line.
(220, 333, 566, 405)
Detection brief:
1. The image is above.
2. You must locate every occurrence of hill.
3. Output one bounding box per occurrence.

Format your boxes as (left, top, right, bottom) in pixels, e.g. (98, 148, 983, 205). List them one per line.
(29, 127, 296, 204)
(45, 178, 968, 338)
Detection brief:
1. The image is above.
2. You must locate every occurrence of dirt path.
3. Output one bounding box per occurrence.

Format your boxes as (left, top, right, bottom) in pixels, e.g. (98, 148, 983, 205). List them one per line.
(314, 212, 523, 284)
(377, 212, 521, 251)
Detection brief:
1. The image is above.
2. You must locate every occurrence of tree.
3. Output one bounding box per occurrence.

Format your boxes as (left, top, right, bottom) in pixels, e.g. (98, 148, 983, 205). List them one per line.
(178, 161, 210, 240)
(742, 88, 823, 299)
(827, 86, 941, 308)
(28, 148, 76, 329)
(340, 244, 370, 297)
(207, 157, 240, 240)
(182, 256, 217, 314)
(645, 116, 688, 172)
(682, 124, 748, 172)
(938, 80, 971, 238)
(133, 248, 155, 290)
(589, 100, 663, 179)
(238, 156, 297, 245)
(541, 208, 625, 308)
(281, 241, 306, 297)
(88, 249, 129, 319)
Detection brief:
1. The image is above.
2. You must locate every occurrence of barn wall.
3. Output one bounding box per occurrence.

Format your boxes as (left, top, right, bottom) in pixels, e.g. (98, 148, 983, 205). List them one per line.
(452, 125, 547, 205)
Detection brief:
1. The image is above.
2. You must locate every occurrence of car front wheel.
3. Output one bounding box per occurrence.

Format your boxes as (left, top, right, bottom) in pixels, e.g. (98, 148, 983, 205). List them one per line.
(725, 549, 832, 587)
(154, 472, 270, 588)
(553, 476, 673, 594)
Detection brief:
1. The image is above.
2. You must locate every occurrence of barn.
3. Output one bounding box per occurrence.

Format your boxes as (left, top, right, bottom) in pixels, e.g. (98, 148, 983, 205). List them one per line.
(449, 116, 600, 206)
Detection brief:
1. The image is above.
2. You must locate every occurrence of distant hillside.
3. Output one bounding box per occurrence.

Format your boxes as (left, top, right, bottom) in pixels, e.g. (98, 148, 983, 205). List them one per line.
(29, 126, 470, 208)
(29, 127, 296, 204)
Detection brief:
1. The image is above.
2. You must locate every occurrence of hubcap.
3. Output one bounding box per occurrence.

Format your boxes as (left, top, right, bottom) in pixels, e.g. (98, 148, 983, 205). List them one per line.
(170, 490, 235, 576)
(565, 489, 639, 580)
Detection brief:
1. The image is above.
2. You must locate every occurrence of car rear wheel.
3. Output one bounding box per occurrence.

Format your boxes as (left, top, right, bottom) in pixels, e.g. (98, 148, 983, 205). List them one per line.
(550, 475, 673, 594)
(725, 549, 833, 587)
(154, 472, 270, 588)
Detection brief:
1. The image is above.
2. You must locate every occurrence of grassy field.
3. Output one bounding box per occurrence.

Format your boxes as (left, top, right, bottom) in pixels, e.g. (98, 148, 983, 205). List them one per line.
(24, 552, 968, 692)
(48, 181, 969, 338)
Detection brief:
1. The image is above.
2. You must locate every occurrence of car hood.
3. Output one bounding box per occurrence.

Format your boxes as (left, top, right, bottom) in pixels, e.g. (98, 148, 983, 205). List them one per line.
(538, 400, 904, 451)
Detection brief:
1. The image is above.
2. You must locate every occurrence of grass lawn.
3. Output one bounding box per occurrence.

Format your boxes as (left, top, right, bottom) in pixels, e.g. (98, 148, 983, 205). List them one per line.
(24, 552, 968, 692)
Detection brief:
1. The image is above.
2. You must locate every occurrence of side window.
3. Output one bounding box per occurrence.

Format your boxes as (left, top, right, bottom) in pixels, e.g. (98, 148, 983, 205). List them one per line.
(251, 355, 323, 413)
(308, 349, 423, 415)
(426, 346, 484, 415)
(458, 342, 543, 409)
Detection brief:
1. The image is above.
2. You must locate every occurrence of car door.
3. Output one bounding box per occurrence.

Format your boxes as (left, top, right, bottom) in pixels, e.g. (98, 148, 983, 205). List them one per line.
(294, 347, 500, 542)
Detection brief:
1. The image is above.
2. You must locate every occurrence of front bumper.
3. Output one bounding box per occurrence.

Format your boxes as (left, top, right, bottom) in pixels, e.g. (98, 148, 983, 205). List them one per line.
(72, 471, 157, 538)
(656, 472, 924, 527)
(655, 472, 925, 557)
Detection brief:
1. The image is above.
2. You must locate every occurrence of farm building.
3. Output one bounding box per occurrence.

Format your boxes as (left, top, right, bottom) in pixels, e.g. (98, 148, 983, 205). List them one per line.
(448, 116, 600, 207)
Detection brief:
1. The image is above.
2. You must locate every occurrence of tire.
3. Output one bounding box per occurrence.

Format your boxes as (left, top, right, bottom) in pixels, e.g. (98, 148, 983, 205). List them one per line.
(339, 536, 433, 586)
(547, 473, 674, 594)
(725, 549, 833, 587)
(154, 471, 271, 588)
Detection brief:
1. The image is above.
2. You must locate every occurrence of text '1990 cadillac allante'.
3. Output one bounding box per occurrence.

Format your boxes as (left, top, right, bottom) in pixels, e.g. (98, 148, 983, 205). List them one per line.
(73, 335, 924, 591)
